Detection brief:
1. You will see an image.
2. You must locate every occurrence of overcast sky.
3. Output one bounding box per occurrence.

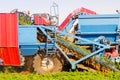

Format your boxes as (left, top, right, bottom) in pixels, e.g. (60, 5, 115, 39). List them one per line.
(0, 0, 120, 24)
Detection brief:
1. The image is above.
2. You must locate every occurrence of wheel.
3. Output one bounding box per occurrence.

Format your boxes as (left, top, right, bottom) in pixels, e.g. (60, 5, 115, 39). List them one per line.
(33, 52, 63, 74)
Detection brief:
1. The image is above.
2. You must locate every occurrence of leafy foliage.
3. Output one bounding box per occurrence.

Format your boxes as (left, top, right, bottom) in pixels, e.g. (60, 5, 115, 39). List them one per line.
(56, 35, 120, 71)
(19, 15, 31, 25)
(0, 71, 120, 80)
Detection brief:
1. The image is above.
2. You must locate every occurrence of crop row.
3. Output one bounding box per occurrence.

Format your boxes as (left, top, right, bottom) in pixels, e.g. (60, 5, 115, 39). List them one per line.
(0, 71, 120, 80)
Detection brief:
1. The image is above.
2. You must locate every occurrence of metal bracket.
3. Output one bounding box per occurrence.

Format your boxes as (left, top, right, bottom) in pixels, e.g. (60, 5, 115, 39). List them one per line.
(38, 26, 57, 54)
(41, 26, 111, 70)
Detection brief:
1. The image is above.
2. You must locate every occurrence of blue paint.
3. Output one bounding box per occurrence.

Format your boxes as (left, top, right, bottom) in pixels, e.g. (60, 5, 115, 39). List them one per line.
(62, 19, 75, 33)
(76, 14, 120, 45)
(18, 25, 56, 56)
(19, 26, 37, 43)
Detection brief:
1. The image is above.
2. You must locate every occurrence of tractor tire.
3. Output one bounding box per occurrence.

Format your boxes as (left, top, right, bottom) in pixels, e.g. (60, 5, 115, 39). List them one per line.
(33, 53, 63, 74)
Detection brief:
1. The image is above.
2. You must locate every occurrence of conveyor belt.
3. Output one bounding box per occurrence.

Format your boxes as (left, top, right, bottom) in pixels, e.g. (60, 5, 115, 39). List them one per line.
(56, 36, 120, 72)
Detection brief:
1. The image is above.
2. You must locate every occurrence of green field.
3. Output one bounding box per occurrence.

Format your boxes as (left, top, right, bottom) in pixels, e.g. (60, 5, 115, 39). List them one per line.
(0, 71, 120, 80)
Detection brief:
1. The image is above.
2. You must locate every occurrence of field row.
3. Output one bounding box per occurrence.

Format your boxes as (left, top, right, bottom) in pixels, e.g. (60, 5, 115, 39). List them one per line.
(0, 71, 120, 80)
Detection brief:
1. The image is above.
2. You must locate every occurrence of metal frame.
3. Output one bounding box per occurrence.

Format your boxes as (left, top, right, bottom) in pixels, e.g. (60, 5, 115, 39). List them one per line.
(19, 21, 119, 69)
(42, 26, 110, 69)
(55, 14, 120, 69)
(19, 25, 56, 56)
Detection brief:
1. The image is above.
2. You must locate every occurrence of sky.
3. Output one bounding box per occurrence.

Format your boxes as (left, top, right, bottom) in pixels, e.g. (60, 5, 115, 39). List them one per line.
(0, 0, 120, 24)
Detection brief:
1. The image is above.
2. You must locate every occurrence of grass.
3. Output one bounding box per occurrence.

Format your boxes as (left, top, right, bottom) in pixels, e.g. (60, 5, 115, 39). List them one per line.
(0, 71, 120, 80)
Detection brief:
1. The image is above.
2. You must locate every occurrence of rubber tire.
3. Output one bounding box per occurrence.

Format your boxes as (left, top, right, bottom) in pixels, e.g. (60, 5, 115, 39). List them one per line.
(33, 53, 63, 74)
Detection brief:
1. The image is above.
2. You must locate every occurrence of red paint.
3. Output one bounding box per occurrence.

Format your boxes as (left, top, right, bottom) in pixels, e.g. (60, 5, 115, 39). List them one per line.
(0, 13, 20, 66)
(0, 48, 20, 66)
(80, 7, 96, 14)
(34, 16, 50, 26)
(58, 7, 96, 30)
(104, 49, 119, 57)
